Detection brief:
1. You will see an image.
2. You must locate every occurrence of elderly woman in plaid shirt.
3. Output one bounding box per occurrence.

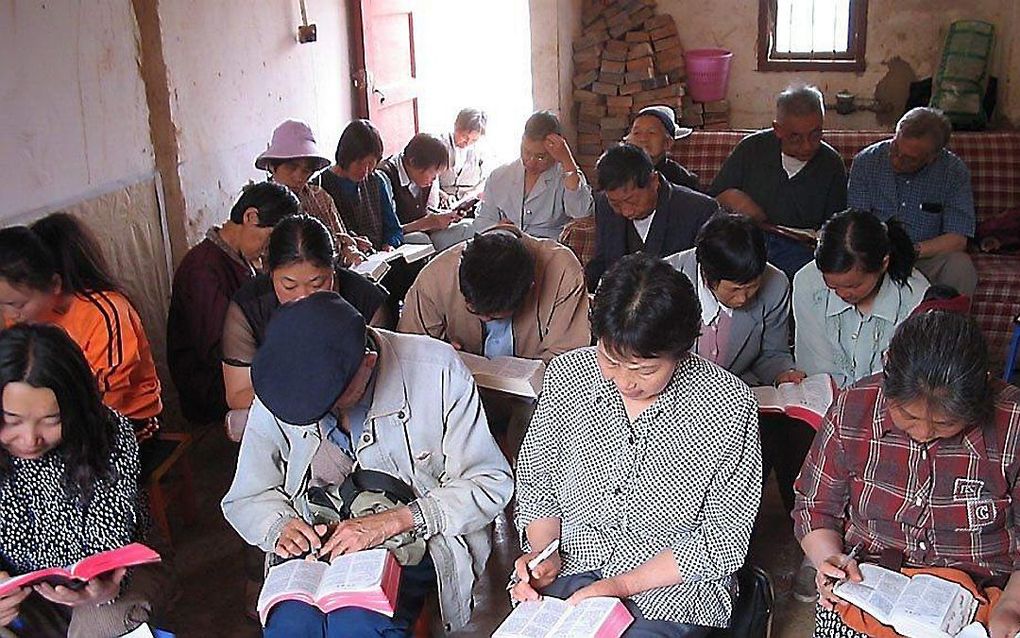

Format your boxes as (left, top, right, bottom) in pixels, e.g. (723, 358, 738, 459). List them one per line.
(794, 311, 1020, 638)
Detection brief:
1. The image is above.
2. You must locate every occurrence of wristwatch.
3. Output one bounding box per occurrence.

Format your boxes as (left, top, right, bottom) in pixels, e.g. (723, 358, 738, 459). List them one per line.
(408, 500, 429, 539)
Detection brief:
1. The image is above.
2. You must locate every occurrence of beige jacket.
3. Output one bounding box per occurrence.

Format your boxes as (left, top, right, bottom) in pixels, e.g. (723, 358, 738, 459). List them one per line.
(398, 227, 591, 363)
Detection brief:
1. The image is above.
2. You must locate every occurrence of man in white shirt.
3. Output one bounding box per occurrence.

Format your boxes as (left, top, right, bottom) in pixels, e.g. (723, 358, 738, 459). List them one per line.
(474, 110, 593, 240)
(438, 108, 489, 203)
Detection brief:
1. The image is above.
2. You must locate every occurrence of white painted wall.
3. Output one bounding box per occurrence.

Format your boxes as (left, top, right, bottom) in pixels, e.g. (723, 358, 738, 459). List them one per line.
(158, 0, 354, 245)
(0, 0, 155, 222)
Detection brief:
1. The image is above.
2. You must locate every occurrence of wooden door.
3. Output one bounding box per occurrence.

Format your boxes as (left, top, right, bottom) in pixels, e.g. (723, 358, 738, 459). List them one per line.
(351, 0, 420, 157)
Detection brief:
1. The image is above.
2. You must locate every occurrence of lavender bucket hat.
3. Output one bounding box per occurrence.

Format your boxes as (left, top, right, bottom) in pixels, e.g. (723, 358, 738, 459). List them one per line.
(255, 119, 332, 172)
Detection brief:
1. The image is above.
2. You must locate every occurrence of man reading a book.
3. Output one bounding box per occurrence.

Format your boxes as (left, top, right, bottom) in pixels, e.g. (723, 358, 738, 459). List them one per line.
(399, 226, 590, 456)
(221, 292, 513, 635)
(513, 254, 762, 636)
(793, 311, 1020, 638)
(710, 85, 847, 280)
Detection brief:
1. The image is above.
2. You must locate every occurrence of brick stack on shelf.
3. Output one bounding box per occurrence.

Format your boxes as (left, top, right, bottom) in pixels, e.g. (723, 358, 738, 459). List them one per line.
(572, 0, 687, 179)
(680, 98, 732, 131)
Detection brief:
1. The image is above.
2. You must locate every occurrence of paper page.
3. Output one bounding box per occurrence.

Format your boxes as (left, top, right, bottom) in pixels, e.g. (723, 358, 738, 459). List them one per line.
(317, 549, 387, 596)
(352, 252, 392, 280)
(957, 622, 989, 638)
(556, 597, 618, 637)
(776, 374, 833, 416)
(891, 574, 973, 637)
(493, 598, 572, 638)
(393, 243, 435, 263)
(118, 624, 156, 638)
(458, 352, 545, 397)
(751, 385, 782, 410)
(834, 563, 910, 624)
(258, 559, 326, 609)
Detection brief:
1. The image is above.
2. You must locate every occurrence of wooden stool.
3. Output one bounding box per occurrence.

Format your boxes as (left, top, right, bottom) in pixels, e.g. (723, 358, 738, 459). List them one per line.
(146, 432, 197, 547)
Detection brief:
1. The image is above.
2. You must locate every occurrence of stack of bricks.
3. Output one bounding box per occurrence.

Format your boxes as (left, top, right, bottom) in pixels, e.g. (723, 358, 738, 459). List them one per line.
(680, 98, 732, 131)
(572, 0, 687, 179)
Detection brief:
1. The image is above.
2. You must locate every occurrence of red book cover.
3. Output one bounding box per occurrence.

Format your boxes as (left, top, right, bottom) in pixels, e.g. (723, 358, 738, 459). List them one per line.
(0, 543, 161, 597)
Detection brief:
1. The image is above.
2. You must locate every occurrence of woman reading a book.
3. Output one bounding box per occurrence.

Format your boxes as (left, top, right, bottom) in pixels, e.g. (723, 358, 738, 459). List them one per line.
(221, 292, 513, 636)
(512, 253, 762, 637)
(792, 208, 928, 389)
(0, 324, 170, 636)
(0, 213, 164, 450)
(221, 214, 389, 411)
(793, 311, 1020, 638)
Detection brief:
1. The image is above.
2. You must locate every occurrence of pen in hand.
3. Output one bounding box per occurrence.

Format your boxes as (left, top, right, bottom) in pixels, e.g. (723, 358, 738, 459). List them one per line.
(506, 538, 560, 600)
(827, 542, 864, 588)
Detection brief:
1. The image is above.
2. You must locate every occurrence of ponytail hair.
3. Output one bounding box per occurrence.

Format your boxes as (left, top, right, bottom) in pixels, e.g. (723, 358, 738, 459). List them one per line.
(815, 209, 917, 287)
(0, 226, 58, 292)
(29, 213, 120, 295)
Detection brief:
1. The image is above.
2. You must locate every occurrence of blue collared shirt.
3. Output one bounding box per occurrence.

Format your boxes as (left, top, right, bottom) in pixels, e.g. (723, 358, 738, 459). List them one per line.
(323, 372, 376, 460)
(847, 140, 976, 243)
(483, 318, 515, 359)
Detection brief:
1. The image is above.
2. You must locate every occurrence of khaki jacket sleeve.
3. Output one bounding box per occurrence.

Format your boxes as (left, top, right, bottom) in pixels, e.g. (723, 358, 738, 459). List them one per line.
(537, 254, 591, 363)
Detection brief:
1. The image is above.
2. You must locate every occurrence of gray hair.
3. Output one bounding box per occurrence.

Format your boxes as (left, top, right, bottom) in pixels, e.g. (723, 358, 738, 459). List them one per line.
(776, 85, 825, 120)
(896, 107, 952, 151)
(454, 108, 487, 135)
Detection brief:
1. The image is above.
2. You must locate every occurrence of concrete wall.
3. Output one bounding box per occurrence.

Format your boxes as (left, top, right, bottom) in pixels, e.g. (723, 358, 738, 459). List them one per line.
(0, 0, 155, 221)
(159, 0, 354, 245)
(530, 0, 583, 144)
(655, 0, 1016, 129)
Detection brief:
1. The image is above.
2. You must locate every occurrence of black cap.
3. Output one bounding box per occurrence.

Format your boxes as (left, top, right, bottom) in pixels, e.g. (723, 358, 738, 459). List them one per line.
(252, 291, 367, 425)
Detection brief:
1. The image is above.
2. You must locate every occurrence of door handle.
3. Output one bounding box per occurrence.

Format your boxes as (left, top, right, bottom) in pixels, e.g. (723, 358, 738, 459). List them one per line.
(372, 88, 387, 104)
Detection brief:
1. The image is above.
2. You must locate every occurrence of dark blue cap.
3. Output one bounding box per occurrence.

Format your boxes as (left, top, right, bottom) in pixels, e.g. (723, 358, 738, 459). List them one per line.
(252, 291, 367, 425)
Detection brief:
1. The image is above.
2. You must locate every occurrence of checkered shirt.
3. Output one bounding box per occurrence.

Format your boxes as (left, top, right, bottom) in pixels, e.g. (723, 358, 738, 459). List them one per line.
(515, 348, 762, 627)
(793, 375, 1020, 581)
(847, 140, 976, 243)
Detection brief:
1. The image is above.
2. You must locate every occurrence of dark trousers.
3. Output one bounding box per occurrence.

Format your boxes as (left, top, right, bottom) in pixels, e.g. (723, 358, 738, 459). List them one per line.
(759, 413, 817, 513)
(543, 571, 712, 638)
(263, 556, 435, 638)
(765, 233, 815, 281)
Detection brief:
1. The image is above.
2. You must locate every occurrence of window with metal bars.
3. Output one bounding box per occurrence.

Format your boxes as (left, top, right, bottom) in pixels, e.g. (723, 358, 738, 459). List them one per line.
(757, 0, 868, 71)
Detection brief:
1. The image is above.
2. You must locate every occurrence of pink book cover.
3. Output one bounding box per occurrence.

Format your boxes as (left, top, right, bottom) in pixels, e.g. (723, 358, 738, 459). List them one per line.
(258, 549, 402, 625)
(0, 543, 161, 597)
(596, 600, 634, 637)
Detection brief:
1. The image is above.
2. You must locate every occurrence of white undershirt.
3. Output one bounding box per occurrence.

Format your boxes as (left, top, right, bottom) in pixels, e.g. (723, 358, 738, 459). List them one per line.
(781, 153, 807, 178)
(631, 210, 657, 243)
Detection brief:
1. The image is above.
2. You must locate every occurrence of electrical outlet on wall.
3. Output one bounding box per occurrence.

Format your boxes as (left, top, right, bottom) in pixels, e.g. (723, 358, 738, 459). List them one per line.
(298, 24, 317, 43)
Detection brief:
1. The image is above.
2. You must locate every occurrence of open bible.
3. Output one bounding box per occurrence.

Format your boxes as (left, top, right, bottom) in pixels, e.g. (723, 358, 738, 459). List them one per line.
(0, 543, 161, 597)
(752, 373, 835, 429)
(352, 243, 436, 281)
(256, 548, 401, 625)
(458, 352, 546, 399)
(494, 596, 634, 638)
(833, 564, 978, 638)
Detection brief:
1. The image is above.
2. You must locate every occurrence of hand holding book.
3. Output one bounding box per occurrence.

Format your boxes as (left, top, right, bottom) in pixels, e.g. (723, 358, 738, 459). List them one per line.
(35, 566, 125, 608)
(816, 549, 864, 611)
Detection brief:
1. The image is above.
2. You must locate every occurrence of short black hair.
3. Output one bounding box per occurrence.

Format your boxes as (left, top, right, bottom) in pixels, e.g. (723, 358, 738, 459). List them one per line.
(590, 252, 700, 359)
(523, 110, 561, 140)
(883, 311, 994, 428)
(229, 182, 300, 226)
(403, 133, 449, 171)
(458, 233, 536, 317)
(696, 213, 767, 286)
(267, 214, 335, 272)
(815, 209, 917, 287)
(335, 119, 384, 168)
(597, 143, 655, 191)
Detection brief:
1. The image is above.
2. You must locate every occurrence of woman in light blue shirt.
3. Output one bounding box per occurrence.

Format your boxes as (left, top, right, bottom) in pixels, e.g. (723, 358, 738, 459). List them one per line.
(793, 209, 928, 388)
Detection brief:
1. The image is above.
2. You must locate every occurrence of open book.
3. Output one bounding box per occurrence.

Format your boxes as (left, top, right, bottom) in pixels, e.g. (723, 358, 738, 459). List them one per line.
(761, 223, 819, 246)
(458, 351, 546, 399)
(494, 596, 633, 638)
(834, 564, 978, 638)
(352, 243, 437, 281)
(0, 543, 161, 597)
(752, 373, 835, 429)
(256, 548, 401, 626)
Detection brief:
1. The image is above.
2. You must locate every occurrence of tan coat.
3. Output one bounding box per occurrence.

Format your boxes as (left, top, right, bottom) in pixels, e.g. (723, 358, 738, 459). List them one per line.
(398, 227, 591, 362)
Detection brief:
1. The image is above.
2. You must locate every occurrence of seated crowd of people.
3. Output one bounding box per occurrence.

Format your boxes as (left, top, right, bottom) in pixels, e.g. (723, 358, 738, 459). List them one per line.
(0, 83, 1016, 638)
